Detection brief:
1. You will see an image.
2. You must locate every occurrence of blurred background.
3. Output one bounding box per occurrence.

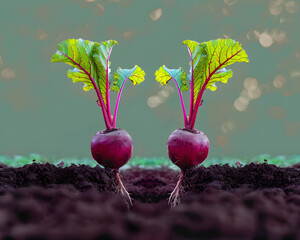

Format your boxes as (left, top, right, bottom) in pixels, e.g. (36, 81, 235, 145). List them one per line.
(0, 0, 299, 160)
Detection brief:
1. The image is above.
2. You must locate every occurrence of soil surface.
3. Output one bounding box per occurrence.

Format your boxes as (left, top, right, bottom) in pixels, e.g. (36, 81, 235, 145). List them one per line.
(0, 163, 299, 240)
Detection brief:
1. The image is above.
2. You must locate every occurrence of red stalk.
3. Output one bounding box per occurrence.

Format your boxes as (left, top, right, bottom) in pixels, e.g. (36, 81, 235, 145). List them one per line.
(172, 77, 188, 129)
(188, 78, 209, 130)
(112, 76, 128, 128)
(187, 47, 194, 127)
(106, 48, 113, 125)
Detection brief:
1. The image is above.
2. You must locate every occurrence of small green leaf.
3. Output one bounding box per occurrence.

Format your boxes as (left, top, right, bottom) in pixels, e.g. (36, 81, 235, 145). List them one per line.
(155, 65, 188, 91)
(51, 38, 100, 92)
(111, 65, 145, 92)
(203, 38, 249, 91)
(93, 40, 118, 104)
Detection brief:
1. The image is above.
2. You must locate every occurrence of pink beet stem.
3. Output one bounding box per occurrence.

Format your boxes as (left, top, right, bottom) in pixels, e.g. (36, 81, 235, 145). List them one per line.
(172, 77, 188, 129)
(59, 51, 113, 130)
(188, 77, 209, 130)
(187, 46, 194, 125)
(112, 76, 129, 128)
(106, 48, 113, 125)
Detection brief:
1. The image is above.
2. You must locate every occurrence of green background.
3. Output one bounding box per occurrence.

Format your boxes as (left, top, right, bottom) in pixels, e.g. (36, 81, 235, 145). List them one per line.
(0, 0, 299, 160)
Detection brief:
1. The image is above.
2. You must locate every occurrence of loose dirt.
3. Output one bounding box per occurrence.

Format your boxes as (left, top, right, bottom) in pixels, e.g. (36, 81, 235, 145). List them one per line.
(0, 163, 299, 239)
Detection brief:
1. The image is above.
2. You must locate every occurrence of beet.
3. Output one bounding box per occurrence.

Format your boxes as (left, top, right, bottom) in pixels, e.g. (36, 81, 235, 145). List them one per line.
(91, 128, 133, 206)
(167, 128, 209, 208)
(91, 128, 133, 169)
(167, 128, 209, 170)
(154, 38, 248, 209)
(52, 38, 146, 207)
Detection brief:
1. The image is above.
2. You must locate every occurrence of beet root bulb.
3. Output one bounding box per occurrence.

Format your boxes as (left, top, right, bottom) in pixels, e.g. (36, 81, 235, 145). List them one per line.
(91, 128, 133, 169)
(167, 128, 209, 170)
(167, 128, 209, 208)
(91, 128, 133, 206)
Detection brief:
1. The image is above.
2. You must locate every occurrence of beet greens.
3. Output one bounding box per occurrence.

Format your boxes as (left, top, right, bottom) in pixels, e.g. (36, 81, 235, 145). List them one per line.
(51, 38, 145, 206)
(155, 38, 249, 207)
(51, 39, 145, 129)
(156, 38, 249, 130)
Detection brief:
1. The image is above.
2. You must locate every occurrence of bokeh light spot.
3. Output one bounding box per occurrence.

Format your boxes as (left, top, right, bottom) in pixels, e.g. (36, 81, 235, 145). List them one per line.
(94, 4, 105, 16)
(240, 89, 250, 99)
(221, 120, 235, 134)
(147, 96, 162, 108)
(273, 74, 287, 88)
(234, 97, 248, 111)
(248, 87, 262, 99)
(285, 1, 298, 14)
(269, 0, 283, 15)
(158, 89, 169, 98)
(244, 77, 258, 89)
(150, 8, 163, 21)
(1, 68, 15, 79)
(290, 70, 300, 78)
(253, 30, 260, 40)
(271, 29, 287, 44)
(259, 32, 273, 48)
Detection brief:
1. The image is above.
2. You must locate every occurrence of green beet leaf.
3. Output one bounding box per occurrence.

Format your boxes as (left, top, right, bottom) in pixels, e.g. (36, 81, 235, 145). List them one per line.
(155, 65, 188, 91)
(51, 38, 100, 91)
(205, 68, 233, 91)
(202, 39, 249, 91)
(154, 38, 248, 130)
(111, 65, 145, 92)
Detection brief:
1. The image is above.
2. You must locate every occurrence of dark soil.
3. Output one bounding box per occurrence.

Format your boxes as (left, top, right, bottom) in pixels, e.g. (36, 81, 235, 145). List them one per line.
(0, 163, 299, 240)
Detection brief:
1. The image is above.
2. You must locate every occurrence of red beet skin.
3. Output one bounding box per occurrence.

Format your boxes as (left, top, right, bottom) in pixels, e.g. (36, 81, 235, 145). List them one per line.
(167, 128, 209, 170)
(91, 128, 133, 169)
